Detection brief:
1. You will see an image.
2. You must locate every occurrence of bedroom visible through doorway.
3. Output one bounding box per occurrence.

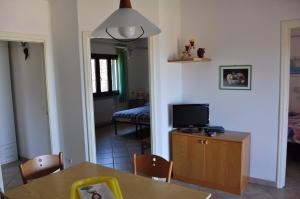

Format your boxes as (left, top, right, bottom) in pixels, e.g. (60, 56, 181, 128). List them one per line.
(90, 38, 151, 172)
(285, 27, 300, 188)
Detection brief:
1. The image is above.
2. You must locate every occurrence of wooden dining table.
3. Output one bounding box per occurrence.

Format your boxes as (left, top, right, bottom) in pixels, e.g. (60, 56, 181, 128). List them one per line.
(4, 162, 211, 199)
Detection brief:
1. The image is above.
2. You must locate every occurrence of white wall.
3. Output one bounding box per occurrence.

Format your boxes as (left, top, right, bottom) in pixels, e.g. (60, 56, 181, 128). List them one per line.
(127, 39, 149, 96)
(0, 0, 61, 155)
(0, 41, 18, 164)
(9, 42, 51, 159)
(180, 0, 300, 182)
(0, 0, 51, 35)
(154, 0, 182, 159)
(49, 0, 87, 166)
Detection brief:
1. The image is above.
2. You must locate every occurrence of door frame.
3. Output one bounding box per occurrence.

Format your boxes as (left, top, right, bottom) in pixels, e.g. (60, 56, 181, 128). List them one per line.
(277, 19, 300, 188)
(82, 32, 159, 163)
(0, 31, 60, 157)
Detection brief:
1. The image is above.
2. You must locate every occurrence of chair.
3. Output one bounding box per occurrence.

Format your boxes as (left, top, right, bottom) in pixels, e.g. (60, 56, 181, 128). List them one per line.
(132, 153, 173, 183)
(19, 152, 64, 184)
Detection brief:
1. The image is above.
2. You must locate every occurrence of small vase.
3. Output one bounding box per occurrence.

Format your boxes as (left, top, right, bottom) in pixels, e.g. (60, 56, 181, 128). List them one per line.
(197, 48, 205, 58)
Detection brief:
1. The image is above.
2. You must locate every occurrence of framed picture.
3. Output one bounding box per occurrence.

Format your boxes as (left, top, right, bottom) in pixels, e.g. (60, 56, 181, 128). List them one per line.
(219, 65, 252, 90)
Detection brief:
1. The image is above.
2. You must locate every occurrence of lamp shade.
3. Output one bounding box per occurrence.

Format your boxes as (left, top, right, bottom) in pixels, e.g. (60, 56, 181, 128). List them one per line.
(92, 8, 161, 39)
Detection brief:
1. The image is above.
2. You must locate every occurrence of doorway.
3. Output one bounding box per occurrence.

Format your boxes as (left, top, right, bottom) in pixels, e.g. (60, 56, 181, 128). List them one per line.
(277, 19, 300, 188)
(89, 38, 151, 171)
(82, 32, 158, 167)
(285, 27, 300, 187)
(0, 32, 59, 192)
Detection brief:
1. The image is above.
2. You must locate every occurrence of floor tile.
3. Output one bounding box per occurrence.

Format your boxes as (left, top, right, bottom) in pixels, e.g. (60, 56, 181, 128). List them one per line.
(97, 152, 113, 159)
(113, 151, 129, 158)
(114, 157, 131, 164)
(97, 158, 114, 165)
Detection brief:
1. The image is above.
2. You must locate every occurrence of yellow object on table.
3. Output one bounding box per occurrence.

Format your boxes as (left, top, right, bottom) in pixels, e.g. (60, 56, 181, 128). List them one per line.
(70, 176, 124, 199)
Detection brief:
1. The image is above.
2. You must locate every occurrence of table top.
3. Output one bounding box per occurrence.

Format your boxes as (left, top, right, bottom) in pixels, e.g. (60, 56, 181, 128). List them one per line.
(5, 162, 211, 199)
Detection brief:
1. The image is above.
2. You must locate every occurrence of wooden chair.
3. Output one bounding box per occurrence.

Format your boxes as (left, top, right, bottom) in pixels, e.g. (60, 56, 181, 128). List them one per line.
(133, 153, 173, 183)
(19, 152, 64, 184)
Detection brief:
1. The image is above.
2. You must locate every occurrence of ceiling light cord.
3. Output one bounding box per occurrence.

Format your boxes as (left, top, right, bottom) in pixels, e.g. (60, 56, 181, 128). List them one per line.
(105, 26, 145, 42)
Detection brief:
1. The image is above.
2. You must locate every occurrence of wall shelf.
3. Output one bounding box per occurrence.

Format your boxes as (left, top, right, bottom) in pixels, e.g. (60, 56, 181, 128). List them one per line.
(168, 57, 211, 64)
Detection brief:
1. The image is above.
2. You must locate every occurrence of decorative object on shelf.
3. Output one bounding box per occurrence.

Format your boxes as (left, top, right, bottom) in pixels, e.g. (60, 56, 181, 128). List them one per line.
(21, 42, 29, 60)
(168, 39, 210, 63)
(182, 39, 196, 59)
(290, 57, 300, 74)
(92, 0, 161, 42)
(219, 65, 252, 90)
(197, 48, 205, 58)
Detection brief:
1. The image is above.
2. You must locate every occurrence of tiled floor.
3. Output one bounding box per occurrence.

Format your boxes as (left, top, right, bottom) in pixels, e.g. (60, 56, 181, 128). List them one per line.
(2, 159, 25, 191)
(96, 123, 150, 172)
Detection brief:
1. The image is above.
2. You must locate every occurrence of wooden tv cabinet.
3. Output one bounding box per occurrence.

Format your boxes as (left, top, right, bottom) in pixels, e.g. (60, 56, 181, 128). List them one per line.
(171, 130, 250, 194)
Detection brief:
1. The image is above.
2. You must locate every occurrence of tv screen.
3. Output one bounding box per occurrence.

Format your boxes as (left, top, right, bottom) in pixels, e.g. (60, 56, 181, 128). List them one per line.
(172, 104, 209, 128)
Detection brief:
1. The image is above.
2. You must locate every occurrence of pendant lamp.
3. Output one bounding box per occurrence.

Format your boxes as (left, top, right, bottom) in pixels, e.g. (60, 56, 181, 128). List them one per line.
(92, 0, 161, 41)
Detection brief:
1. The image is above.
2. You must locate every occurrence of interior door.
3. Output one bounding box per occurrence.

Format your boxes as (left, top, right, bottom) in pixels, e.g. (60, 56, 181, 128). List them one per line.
(9, 42, 51, 159)
(0, 41, 18, 164)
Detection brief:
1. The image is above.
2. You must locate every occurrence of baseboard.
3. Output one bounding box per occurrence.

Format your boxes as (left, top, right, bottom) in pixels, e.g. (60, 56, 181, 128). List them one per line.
(249, 177, 276, 187)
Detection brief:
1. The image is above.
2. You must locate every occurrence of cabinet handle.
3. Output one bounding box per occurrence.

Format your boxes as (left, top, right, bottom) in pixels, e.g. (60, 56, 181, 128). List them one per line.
(204, 140, 208, 145)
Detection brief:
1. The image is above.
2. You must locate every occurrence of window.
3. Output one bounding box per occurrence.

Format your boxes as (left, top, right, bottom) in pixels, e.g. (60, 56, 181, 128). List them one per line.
(91, 54, 119, 97)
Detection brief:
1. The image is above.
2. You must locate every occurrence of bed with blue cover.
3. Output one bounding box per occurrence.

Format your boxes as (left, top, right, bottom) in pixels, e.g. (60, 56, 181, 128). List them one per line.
(112, 106, 150, 135)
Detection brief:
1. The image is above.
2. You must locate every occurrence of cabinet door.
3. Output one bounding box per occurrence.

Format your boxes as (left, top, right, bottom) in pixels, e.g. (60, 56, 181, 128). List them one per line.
(172, 134, 205, 181)
(204, 140, 242, 189)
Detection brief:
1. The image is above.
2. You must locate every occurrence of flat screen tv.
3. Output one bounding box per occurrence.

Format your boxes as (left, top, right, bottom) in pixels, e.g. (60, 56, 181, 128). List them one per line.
(172, 104, 209, 128)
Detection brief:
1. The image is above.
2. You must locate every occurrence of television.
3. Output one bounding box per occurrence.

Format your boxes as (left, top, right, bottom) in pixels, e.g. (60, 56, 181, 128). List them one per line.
(172, 104, 209, 128)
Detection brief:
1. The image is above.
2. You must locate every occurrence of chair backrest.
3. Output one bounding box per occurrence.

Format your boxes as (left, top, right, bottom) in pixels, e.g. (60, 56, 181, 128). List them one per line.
(133, 153, 173, 183)
(19, 152, 64, 184)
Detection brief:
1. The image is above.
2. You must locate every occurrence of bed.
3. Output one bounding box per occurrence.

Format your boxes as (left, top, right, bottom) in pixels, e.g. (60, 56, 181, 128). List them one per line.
(112, 105, 150, 135)
(288, 113, 300, 144)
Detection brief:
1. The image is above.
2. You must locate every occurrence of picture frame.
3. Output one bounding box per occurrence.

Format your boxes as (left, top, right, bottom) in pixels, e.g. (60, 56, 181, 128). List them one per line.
(219, 65, 252, 90)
